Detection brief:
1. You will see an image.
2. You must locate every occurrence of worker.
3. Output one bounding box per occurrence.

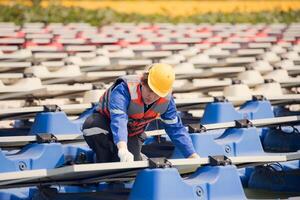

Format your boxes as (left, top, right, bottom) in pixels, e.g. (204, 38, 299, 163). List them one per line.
(82, 63, 200, 162)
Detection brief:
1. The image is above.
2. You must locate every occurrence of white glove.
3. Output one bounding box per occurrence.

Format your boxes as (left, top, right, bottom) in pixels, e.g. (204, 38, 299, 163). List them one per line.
(188, 153, 201, 159)
(118, 148, 134, 162)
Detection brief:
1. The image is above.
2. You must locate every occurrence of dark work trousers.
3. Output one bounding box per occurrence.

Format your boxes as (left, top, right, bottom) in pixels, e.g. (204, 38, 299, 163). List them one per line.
(82, 112, 146, 163)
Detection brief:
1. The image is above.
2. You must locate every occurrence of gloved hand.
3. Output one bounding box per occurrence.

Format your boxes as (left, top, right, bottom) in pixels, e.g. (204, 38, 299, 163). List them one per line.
(188, 153, 201, 159)
(117, 141, 134, 162)
(118, 148, 134, 162)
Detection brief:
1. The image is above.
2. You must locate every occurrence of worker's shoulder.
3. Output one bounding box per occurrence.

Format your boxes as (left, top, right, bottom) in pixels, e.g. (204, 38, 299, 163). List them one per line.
(111, 80, 130, 95)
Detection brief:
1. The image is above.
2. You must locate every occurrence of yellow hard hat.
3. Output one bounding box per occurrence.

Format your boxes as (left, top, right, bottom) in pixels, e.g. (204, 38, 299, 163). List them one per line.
(147, 63, 175, 97)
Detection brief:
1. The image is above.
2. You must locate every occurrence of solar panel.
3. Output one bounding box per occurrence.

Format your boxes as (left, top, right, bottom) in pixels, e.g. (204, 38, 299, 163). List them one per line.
(0, 153, 299, 189)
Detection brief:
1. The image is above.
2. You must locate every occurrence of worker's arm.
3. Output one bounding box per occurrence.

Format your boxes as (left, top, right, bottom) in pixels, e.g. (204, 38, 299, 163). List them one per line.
(109, 81, 134, 162)
(160, 97, 199, 158)
(109, 81, 130, 144)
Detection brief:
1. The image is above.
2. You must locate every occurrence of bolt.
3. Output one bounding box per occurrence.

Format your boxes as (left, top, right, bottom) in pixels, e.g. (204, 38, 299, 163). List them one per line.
(195, 186, 203, 197)
(19, 161, 27, 171)
(225, 145, 231, 153)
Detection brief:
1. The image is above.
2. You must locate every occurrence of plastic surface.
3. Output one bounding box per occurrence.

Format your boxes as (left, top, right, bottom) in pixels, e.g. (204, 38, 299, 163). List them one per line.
(201, 100, 274, 124)
(129, 166, 246, 200)
(172, 127, 266, 158)
(263, 126, 300, 152)
(248, 165, 300, 192)
(30, 112, 82, 135)
(0, 143, 64, 173)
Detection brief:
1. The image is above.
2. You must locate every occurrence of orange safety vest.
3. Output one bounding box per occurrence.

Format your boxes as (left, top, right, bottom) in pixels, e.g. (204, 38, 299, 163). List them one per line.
(98, 75, 171, 137)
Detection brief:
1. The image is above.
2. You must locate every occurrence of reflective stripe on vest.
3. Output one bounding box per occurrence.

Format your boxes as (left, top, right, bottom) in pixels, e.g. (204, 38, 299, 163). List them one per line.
(98, 75, 171, 137)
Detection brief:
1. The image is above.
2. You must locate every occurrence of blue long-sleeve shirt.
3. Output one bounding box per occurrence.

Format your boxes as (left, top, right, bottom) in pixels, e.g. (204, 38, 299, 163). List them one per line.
(109, 81, 196, 158)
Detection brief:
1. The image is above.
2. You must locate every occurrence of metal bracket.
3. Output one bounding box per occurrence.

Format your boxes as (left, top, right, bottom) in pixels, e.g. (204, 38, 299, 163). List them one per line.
(23, 73, 35, 78)
(273, 66, 281, 70)
(92, 83, 105, 90)
(43, 105, 62, 112)
(213, 96, 228, 103)
(245, 65, 254, 71)
(188, 124, 206, 133)
(252, 95, 267, 101)
(36, 133, 58, 143)
(264, 79, 275, 83)
(232, 79, 242, 85)
(209, 155, 232, 166)
(148, 157, 172, 168)
(235, 119, 253, 128)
